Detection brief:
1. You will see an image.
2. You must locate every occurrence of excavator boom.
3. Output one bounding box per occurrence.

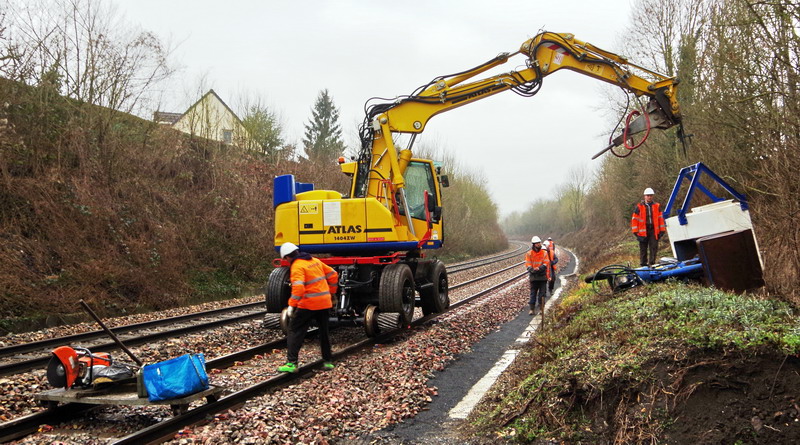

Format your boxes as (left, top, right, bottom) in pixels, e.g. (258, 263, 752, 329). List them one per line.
(352, 31, 681, 203)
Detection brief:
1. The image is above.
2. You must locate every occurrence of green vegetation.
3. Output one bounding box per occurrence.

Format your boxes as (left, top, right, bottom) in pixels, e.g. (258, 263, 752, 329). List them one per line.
(469, 280, 799, 442)
(303, 89, 347, 162)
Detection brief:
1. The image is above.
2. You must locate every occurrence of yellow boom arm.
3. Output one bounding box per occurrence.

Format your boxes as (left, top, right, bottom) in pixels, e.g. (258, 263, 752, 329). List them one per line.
(352, 31, 682, 201)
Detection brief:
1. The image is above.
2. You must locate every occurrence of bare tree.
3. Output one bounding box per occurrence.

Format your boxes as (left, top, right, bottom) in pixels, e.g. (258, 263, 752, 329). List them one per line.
(2, 0, 172, 115)
(558, 164, 591, 230)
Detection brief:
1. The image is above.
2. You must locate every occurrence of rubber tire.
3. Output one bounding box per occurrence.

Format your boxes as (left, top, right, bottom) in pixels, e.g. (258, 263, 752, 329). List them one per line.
(420, 259, 449, 315)
(266, 267, 291, 313)
(263, 313, 281, 330)
(378, 263, 415, 325)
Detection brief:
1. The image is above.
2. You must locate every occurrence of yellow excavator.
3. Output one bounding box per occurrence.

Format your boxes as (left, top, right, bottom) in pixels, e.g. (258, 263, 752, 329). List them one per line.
(266, 31, 685, 336)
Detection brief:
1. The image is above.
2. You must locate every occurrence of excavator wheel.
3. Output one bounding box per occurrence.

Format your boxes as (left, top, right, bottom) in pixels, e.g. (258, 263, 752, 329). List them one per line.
(279, 307, 292, 335)
(364, 305, 380, 337)
(420, 259, 449, 315)
(378, 263, 415, 325)
(263, 313, 281, 330)
(377, 312, 403, 332)
(266, 267, 291, 313)
(364, 305, 404, 337)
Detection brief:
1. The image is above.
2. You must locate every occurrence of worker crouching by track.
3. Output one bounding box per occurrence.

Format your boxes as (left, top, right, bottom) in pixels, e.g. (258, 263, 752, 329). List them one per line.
(525, 236, 551, 315)
(277, 242, 339, 373)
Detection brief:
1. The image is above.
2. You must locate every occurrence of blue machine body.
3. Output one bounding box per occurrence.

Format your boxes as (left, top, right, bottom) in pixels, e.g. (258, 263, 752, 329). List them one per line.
(633, 259, 704, 282)
(663, 162, 749, 226)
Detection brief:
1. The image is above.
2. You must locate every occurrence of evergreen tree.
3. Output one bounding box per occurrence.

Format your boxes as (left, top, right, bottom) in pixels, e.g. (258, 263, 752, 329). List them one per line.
(302, 89, 345, 161)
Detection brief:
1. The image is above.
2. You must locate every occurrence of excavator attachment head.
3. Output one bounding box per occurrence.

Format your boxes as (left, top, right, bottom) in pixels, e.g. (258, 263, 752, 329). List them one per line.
(592, 94, 683, 160)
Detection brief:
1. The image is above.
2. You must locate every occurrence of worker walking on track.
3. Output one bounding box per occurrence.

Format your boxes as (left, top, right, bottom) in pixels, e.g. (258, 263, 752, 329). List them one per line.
(542, 237, 559, 296)
(631, 187, 667, 267)
(277, 242, 338, 373)
(525, 236, 551, 315)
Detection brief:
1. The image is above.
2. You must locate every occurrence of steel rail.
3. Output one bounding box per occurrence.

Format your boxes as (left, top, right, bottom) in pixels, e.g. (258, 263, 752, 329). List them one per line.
(0, 245, 531, 443)
(0, 266, 528, 443)
(0, 308, 267, 377)
(112, 270, 528, 444)
(0, 301, 265, 358)
(446, 241, 527, 273)
(0, 247, 525, 377)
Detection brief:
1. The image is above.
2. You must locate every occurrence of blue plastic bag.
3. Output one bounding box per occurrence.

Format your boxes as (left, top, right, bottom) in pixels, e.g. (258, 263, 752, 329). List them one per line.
(143, 353, 209, 402)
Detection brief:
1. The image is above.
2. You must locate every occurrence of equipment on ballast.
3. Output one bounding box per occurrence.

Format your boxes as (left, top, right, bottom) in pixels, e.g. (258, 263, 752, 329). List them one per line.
(267, 31, 686, 336)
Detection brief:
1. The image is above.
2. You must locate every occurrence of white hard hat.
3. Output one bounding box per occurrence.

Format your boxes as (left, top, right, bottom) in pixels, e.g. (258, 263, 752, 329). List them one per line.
(279, 242, 299, 258)
(643, 187, 655, 195)
(531, 236, 542, 243)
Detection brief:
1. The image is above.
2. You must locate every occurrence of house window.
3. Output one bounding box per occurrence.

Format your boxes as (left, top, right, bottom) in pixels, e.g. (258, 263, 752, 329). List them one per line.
(222, 129, 233, 144)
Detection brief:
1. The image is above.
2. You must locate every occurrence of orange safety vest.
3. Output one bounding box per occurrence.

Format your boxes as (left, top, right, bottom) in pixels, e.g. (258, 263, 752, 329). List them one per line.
(289, 257, 338, 310)
(525, 248, 551, 281)
(546, 242, 558, 274)
(631, 202, 666, 240)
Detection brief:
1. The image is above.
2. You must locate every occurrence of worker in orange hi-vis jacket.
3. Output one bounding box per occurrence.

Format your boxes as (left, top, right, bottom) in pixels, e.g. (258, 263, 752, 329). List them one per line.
(542, 237, 559, 296)
(277, 242, 338, 374)
(525, 236, 550, 315)
(631, 187, 667, 267)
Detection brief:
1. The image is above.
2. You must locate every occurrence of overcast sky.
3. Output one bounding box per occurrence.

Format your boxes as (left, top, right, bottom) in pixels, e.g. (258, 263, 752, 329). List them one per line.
(122, 0, 636, 216)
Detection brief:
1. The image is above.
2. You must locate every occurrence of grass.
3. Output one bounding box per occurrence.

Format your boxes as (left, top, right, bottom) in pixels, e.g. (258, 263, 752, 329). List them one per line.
(467, 274, 800, 443)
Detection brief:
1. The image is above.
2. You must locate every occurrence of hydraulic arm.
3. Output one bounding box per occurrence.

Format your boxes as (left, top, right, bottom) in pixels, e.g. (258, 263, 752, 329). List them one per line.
(351, 31, 682, 205)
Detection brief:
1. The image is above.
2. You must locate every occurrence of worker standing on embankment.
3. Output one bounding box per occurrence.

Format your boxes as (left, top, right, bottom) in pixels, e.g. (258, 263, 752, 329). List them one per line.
(631, 188, 666, 267)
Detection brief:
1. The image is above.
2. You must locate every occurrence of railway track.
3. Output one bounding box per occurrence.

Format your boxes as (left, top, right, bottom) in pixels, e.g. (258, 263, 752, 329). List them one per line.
(0, 242, 526, 378)
(444, 240, 527, 273)
(0, 248, 522, 443)
(117, 264, 529, 444)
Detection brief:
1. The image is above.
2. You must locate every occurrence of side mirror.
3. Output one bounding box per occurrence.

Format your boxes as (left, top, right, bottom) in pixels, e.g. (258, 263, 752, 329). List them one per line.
(439, 175, 449, 188)
(432, 206, 443, 222)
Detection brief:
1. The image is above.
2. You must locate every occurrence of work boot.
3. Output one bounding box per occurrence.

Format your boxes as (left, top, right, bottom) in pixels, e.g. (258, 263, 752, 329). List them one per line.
(528, 304, 536, 315)
(278, 362, 298, 373)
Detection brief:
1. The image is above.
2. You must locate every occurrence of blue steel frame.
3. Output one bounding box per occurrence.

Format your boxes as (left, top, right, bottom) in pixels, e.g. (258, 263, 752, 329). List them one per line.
(663, 163, 748, 226)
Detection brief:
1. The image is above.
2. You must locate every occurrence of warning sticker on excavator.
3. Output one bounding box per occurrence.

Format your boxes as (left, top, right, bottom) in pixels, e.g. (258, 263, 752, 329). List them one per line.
(299, 204, 319, 214)
(545, 44, 567, 65)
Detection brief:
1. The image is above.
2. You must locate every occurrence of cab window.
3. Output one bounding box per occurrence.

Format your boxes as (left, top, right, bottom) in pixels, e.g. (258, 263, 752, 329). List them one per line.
(403, 161, 436, 220)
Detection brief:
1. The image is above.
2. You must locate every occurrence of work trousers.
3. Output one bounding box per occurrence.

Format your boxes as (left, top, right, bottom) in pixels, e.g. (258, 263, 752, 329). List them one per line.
(286, 307, 332, 364)
(548, 266, 557, 294)
(638, 235, 659, 267)
(529, 280, 548, 311)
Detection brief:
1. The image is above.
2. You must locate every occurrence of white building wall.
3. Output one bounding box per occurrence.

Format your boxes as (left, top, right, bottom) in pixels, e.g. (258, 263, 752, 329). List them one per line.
(172, 93, 252, 146)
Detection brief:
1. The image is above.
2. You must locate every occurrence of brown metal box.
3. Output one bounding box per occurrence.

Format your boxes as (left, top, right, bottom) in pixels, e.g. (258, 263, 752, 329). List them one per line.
(696, 229, 764, 293)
